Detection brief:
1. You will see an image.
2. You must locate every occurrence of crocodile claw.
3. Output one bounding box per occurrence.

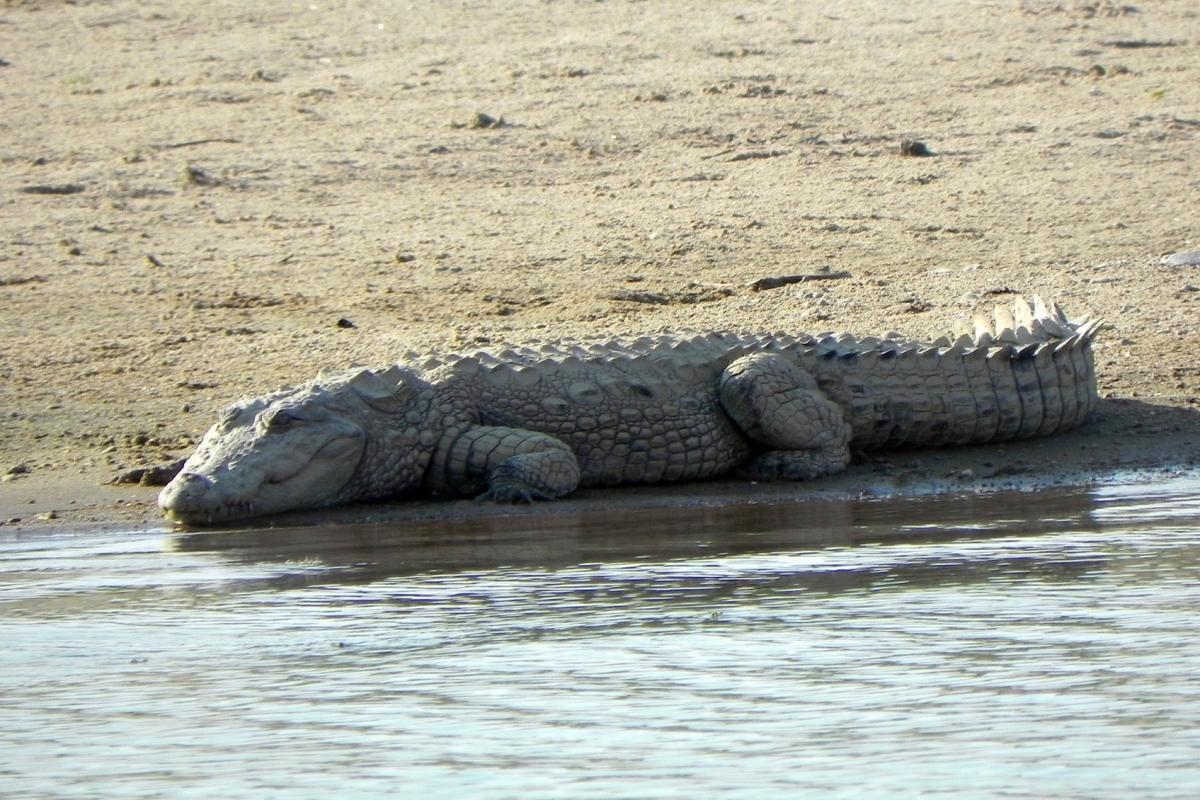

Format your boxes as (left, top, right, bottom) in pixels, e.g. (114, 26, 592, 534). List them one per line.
(475, 479, 556, 504)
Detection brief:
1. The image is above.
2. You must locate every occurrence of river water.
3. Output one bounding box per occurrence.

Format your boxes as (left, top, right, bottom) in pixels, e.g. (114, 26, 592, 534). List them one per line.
(2, 478, 1199, 799)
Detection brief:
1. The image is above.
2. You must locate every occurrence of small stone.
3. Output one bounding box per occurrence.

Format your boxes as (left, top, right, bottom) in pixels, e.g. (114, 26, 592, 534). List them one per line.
(36, 511, 58, 521)
(469, 112, 506, 129)
(899, 139, 932, 157)
(5, 463, 29, 476)
(1161, 251, 1200, 267)
(336, 317, 356, 329)
(183, 165, 219, 186)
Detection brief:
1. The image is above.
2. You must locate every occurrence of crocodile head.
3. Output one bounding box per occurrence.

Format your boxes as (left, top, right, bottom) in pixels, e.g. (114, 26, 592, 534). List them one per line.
(159, 366, 443, 525)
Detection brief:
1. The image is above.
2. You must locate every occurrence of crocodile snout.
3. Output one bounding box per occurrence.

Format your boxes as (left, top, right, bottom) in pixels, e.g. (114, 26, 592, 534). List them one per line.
(158, 471, 252, 525)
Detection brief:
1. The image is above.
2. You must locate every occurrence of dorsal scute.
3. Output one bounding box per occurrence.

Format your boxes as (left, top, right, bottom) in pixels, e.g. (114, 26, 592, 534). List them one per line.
(962, 345, 987, 362)
(1055, 334, 1080, 354)
(513, 365, 541, 386)
(391, 300, 1096, 378)
(947, 295, 1094, 346)
(1038, 316, 1064, 337)
(1013, 297, 1035, 330)
(987, 344, 1015, 362)
(1078, 320, 1103, 342)
(449, 356, 481, 377)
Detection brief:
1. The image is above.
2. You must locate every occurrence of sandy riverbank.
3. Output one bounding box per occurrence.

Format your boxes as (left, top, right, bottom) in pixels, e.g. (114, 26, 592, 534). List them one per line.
(1, 0, 1197, 531)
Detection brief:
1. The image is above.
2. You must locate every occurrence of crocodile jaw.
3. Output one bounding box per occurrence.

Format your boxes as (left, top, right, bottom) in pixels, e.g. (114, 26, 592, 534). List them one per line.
(159, 422, 365, 526)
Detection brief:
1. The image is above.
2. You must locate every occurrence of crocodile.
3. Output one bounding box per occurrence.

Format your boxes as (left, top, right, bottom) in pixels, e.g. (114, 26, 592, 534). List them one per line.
(159, 296, 1101, 525)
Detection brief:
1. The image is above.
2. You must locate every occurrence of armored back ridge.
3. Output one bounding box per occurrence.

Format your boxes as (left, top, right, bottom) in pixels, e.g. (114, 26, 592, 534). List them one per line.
(159, 296, 1101, 525)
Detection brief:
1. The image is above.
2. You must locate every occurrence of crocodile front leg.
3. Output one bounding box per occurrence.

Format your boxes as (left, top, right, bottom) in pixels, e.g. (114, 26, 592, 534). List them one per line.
(719, 352, 852, 481)
(426, 425, 581, 502)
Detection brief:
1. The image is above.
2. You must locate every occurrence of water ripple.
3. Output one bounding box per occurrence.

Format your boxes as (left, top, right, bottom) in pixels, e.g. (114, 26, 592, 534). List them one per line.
(2, 479, 1200, 798)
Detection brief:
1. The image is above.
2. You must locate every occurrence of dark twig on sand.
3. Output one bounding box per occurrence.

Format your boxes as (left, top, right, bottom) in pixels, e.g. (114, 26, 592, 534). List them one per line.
(749, 271, 851, 292)
(153, 138, 242, 150)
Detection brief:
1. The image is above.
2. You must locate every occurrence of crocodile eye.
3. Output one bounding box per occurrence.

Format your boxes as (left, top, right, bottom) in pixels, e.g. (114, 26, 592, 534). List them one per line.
(264, 409, 300, 433)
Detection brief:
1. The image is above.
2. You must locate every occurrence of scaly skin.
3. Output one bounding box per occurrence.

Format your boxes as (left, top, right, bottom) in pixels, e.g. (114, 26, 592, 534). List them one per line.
(159, 297, 1101, 525)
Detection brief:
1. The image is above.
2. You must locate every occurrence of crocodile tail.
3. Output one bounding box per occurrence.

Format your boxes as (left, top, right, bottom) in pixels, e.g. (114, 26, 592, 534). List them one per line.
(947, 295, 1101, 442)
(842, 296, 1101, 450)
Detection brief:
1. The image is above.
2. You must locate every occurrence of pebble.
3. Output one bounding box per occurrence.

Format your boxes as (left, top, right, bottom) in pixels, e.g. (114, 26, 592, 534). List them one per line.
(899, 139, 931, 157)
(1161, 251, 1200, 267)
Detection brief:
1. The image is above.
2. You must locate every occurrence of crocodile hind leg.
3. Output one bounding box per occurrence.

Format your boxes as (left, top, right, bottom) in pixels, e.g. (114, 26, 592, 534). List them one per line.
(719, 352, 852, 480)
(427, 425, 581, 502)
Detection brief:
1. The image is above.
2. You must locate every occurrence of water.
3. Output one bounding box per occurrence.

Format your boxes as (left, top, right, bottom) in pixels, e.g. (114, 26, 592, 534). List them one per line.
(2, 479, 1200, 799)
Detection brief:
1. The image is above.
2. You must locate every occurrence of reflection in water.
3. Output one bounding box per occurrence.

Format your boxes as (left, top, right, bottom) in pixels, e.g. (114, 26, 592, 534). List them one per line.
(2, 479, 1199, 798)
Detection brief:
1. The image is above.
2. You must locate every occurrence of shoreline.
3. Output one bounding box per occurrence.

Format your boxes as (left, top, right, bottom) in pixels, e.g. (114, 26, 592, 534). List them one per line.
(4, 395, 1197, 535)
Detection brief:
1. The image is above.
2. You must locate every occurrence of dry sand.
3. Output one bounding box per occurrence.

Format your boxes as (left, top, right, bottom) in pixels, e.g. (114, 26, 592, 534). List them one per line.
(1, 0, 1198, 530)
